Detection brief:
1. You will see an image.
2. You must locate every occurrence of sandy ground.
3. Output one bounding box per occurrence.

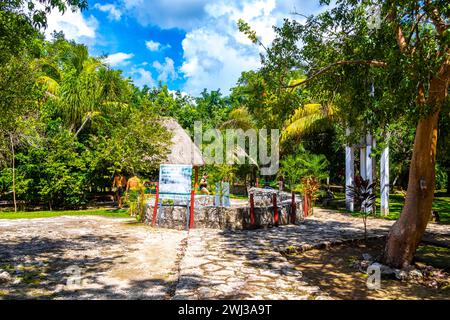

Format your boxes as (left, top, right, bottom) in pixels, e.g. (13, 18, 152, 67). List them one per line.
(0, 216, 187, 299)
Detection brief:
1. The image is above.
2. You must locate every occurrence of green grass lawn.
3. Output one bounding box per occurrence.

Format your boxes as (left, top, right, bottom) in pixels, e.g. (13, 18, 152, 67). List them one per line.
(0, 208, 130, 219)
(230, 194, 248, 200)
(325, 192, 450, 224)
(376, 192, 450, 223)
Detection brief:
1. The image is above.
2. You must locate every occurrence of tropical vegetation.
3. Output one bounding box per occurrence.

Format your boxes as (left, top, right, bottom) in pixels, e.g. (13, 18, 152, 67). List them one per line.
(1, 0, 449, 269)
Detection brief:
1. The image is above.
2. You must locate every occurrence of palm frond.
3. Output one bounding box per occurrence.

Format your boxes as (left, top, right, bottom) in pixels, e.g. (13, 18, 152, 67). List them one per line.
(282, 103, 338, 142)
(220, 107, 255, 130)
(37, 75, 60, 95)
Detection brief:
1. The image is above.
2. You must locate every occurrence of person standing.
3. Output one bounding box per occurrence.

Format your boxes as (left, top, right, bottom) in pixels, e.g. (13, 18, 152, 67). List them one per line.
(126, 175, 145, 220)
(199, 172, 210, 195)
(112, 170, 127, 209)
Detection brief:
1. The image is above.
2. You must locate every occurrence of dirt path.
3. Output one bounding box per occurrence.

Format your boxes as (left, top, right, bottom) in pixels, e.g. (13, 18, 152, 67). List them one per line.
(0, 216, 187, 299)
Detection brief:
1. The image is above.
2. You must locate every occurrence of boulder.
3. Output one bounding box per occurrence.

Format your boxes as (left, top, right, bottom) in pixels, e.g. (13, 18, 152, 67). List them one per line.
(0, 270, 12, 283)
(394, 270, 408, 281)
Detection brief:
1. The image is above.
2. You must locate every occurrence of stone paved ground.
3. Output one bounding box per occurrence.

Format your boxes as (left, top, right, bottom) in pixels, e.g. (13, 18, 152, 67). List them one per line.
(0, 216, 186, 299)
(173, 209, 449, 300)
(0, 210, 448, 299)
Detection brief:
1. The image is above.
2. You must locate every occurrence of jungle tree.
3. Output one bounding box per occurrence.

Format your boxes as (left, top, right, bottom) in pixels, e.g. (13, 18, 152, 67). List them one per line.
(240, 0, 450, 267)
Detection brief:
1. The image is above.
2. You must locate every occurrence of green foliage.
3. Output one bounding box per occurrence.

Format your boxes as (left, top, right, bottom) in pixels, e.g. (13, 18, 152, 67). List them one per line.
(0, 1, 88, 29)
(0, 30, 172, 209)
(279, 145, 329, 191)
(231, 70, 305, 129)
(2, 0, 449, 215)
(0, 209, 129, 219)
(282, 103, 337, 143)
(240, 0, 450, 147)
(435, 164, 448, 191)
(237, 19, 259, 44)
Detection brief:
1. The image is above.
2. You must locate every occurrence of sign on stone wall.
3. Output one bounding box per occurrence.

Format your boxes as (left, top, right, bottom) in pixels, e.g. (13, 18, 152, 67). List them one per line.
(215, 182, 231, 207)
(159, 164, 192, 200)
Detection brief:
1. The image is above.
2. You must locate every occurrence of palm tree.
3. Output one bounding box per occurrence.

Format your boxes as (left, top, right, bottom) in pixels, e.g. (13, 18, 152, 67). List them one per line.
(282, 103, 338, 144)
(280, 73, 339, 144)
(38, 42, 128, 133)
(219, 107, 258, 187)
(220, 107, 255, 131)
(58, 45, 103, 129)
(279, 145, 329, 216)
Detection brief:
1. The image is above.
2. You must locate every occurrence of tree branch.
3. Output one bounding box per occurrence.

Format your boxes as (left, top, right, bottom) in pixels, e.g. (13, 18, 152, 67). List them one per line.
(285, 60, 388, 89)
(406, 13, 425, 49)
(389, 8, 409, 54)
(424, 0, 449, 36)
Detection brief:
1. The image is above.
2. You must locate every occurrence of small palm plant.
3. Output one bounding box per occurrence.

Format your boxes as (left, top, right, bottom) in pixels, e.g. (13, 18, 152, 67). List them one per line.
(347, 177, 376, 240)
(279, 145, 329, 216)
(300, 176, 321, 216)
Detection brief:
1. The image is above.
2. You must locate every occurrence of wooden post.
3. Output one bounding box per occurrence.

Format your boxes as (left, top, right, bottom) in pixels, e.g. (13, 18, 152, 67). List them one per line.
(273, 193, 279, 226)
(250, 193, 255, 226)
(194, 166, 199, 194)
(304, 194, 308, 218)
(291, 192, 296, 224)
(151, 183, 159, 226)
(189, 189, 195, 229)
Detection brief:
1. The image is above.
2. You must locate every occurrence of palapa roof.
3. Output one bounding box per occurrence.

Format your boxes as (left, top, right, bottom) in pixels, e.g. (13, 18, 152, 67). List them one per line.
(161, 118, 205, 166)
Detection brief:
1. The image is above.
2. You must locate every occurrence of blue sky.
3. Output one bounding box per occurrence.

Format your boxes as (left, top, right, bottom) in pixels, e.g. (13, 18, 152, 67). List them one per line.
(42, 0, 329, 96)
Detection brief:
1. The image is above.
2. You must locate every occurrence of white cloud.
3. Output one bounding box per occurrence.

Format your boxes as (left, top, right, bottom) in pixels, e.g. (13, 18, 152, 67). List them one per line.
(178, 0, 284, 95)
(94, 3, 122, 21)
(122, 0, 209, 29)
(145, 40, 161, 51)
(119, 0, 329, 95)
(177, 0, 329, 95)
(121, 0, 318, 31)
(104, 52, 134, 67)
(44, 8, 98, 43)
(153, 57, 178, 82)
(180, 28, 260, 95)
(131, 68, 156, 88)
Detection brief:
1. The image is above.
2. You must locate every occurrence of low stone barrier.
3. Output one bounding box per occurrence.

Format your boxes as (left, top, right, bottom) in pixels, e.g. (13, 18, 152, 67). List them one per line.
(144, 201, 303, 230)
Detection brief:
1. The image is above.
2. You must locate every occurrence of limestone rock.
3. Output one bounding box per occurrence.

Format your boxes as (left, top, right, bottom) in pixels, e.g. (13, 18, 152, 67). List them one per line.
(395, 270, 408, 280)
(0, 270, 12, 283)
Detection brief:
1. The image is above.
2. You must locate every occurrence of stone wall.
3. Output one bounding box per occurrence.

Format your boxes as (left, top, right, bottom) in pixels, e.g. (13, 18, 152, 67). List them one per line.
(144, 201, 304, 230)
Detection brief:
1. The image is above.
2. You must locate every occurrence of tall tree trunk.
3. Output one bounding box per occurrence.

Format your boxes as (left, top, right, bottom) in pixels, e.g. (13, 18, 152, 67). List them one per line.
(10, 134, 17, 213)
(383, 112, 439, 267)
(383, 69, 448, 268)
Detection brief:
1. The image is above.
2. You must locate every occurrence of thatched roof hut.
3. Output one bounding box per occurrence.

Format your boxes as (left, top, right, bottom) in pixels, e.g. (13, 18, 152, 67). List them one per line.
(161, 118, 205, 166)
